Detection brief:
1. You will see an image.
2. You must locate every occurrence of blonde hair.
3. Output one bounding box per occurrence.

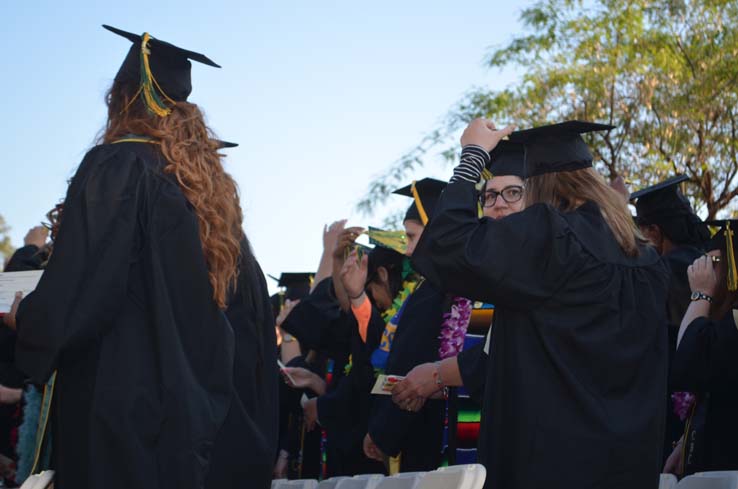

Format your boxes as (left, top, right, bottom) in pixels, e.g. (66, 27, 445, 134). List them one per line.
(102, 81, 243, 309)
(525, 168, 646, 257)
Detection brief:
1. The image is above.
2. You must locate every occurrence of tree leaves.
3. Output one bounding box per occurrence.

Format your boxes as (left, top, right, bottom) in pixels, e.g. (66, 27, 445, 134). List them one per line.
(358, 0, 738, 219)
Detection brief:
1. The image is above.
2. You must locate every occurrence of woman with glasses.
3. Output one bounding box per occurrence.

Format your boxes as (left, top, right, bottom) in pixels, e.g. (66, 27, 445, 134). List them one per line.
(385, 141, 527, 409)
(393, 119, 669, 489)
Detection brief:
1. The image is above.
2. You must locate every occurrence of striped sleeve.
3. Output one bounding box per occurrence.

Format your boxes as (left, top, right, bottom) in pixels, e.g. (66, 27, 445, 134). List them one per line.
(450, 145, 490, 183)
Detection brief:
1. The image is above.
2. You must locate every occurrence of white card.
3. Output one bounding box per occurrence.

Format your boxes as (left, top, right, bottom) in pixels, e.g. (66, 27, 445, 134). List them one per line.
(371, 374, 405, 395)
(0, 270, 43, 313)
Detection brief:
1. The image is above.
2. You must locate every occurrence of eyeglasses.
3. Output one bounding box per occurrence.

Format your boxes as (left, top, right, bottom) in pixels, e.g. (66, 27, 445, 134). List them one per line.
(480, 185, 524, 208)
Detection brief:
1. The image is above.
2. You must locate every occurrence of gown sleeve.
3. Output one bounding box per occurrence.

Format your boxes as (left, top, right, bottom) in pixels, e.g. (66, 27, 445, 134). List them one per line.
(411, 181, 582, 308)
(671, 311, 738, 391)
(15, 147, 144, 383)
(457, 341, 487, 401)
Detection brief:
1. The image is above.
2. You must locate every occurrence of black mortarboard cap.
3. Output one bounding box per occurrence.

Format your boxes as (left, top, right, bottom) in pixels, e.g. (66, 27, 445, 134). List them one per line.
(269, 272, 314, 301)
(705, 220, 738, 252)
(488, 140, 526, 178)
(631, 175, 709, 246)
(214, 140, 238, 149)
(508, 120, 614, 177)
(705, 219, 738, 291)
(103, 24, 220, 105)
(631, 175, 692, 220)
(393, 178, 447, 225)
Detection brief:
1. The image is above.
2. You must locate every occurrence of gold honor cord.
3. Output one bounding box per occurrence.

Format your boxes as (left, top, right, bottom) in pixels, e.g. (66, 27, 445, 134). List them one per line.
(410, 181, 429, 226)
(726, 222, 737, 291)
(30, 371, 57, 475)
(111, 137, 159, 144)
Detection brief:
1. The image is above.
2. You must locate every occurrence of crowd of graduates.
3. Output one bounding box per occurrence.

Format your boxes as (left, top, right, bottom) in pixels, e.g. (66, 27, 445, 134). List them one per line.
(0, 24, 736, 489)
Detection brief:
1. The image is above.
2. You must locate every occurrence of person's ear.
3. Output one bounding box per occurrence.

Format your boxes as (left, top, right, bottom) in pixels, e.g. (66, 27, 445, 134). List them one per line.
(377, 266, 389, 285)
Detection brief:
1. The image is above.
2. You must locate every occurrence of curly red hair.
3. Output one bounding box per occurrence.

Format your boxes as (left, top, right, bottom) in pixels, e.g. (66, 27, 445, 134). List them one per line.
(101, 81, 243, 309)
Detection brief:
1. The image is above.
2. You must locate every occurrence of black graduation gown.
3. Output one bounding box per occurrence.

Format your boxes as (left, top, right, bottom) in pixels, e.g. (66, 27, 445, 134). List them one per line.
(280, 278, 358, 476)
(205, 244, 279, 489)
(368, 281, 445, 471)
(457, 341, 487, 403)
(316, 306, 385, 476)
(671, 310, 738, 471)
(412, 181, 670, 489)
(5, 245, 47, 272)
(662, 245, 703, 458)
(14, 142, 234, 489)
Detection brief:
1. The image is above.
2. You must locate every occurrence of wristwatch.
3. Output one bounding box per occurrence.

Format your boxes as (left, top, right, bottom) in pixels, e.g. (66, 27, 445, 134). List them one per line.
(690, 291, 713, 303)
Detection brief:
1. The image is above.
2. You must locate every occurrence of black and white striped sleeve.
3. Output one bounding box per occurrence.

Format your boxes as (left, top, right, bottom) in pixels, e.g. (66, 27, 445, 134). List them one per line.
(450, 145, 490, 183)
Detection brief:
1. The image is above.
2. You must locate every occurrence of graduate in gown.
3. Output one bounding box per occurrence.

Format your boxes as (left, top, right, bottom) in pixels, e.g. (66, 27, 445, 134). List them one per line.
(10, 25, 244, 489)
(629, 175, 710, 460)
(456, 141, 527, 403)
(205, 236, 280, 488)
(363, 179, 451, 472)
(306, 243, 407, 476)
(665, 219, 738, 474)
(393, 119, 670, 489)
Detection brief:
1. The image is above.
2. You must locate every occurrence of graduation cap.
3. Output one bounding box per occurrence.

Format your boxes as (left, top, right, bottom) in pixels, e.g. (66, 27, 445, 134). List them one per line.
(268, 273, 314, 301)
(508, 121, 614, 178)
(488, 140, 526, 179)
(393, 178, 447, 225)
(214, 140, 238, 149)
(705, 219, 738, 291)
(630, 175, 710, 246)
(365, 227, 407, 255)
(631, 175, 692, 218)
(103, 24, 221, 117)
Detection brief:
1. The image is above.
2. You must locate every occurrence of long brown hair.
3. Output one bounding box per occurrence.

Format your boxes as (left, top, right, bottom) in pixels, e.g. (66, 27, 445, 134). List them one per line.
(101, 80, 243, 309)
(525, 168, 646, 257)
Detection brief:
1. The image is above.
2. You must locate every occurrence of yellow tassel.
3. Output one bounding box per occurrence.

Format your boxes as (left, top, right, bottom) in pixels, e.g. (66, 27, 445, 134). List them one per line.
(481, 168, 493, 181)
(389, 454, 401, 475)
(140, 33, 175, 117)
(410, 180, 429, 225)
(726, 222, 737, 291)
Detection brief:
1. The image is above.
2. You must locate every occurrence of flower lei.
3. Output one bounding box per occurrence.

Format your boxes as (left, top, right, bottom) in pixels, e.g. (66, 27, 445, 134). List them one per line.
(439, 297, 473, 359)
(671, 391, 696, 422)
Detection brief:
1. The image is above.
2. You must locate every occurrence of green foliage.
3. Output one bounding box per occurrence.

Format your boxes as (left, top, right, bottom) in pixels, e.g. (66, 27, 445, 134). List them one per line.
(359, 0, 738, 219)
(0, 214, 14, 261)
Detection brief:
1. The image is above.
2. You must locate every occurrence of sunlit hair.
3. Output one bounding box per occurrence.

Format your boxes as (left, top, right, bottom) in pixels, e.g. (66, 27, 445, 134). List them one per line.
(100, 81, 243, 309)
(525, 168, 646, 257)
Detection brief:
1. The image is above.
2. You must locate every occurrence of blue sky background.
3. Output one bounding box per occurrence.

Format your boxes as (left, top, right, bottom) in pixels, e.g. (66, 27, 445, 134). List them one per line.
(1, 1, 531, 292)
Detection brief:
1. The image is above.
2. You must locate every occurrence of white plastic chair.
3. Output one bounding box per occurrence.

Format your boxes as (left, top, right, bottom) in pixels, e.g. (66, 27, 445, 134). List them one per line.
(335, 474, 385, 489)
(694, 472, 738, 489)
(273, 479, 289, 489)
(273, 479, 320, 489)
(375, 472, 426, 489)
(660, 474, 678, 489)
(18, 471, 55, 489)
(677, 474, 736, 489)
(416, 464, 486, 489)
(317, 476, 351, 489)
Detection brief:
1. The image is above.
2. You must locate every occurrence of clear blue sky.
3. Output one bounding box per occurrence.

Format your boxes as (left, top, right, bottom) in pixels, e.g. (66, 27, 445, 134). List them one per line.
(1, 0, 530, 293)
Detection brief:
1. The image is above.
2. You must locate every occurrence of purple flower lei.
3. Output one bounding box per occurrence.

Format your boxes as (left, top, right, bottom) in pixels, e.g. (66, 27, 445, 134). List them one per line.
(671, 391, 696, 422)
(439, 297, 473, 359)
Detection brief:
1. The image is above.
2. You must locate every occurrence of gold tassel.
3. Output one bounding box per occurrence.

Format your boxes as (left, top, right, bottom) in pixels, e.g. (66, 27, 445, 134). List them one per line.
(410, 180, 429, 225)
(726, 222, 737, 291)
(389, 454, 401, 475)
(140, 33, 175, 117)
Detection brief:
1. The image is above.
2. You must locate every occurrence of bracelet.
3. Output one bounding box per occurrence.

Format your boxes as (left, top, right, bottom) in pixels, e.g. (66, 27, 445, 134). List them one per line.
(434, 361, 445, 389)
(349, 291, 366, 301)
